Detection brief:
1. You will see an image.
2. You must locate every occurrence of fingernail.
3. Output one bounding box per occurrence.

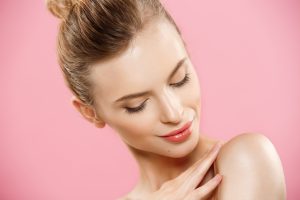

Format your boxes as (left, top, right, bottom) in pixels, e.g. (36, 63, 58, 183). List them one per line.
(215, 174, 223, 181)
(212, 141, 223, 152)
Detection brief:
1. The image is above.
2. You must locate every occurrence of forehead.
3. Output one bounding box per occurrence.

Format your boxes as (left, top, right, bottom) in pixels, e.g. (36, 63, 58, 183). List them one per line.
(89, 19, 187, 104)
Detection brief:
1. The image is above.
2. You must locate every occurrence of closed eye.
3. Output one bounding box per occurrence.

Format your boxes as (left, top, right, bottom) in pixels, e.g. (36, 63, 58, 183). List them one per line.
(124, 99, 148, 114)
(124, 73, 191, 114)
(170, 72, 191, 88)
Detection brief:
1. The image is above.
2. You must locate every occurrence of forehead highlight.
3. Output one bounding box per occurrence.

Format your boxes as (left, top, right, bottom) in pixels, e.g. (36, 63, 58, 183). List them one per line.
(89, 19, 188, 104)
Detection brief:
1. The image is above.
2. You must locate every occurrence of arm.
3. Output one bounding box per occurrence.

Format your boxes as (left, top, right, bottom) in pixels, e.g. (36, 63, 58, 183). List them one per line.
(214, 133, 286, 200)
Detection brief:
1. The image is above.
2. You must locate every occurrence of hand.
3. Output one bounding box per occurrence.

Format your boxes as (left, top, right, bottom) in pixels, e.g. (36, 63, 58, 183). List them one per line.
(146, 141, 223, 200)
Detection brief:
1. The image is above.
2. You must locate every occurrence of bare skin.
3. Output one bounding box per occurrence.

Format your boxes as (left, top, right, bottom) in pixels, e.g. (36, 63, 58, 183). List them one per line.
(122, 134, 221, 200)
(71, 17, 286, 199)
(120, 133, 286, 200)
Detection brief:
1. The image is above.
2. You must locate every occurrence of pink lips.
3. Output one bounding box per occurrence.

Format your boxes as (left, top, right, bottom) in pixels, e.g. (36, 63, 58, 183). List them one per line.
(160, 120, 193, 143)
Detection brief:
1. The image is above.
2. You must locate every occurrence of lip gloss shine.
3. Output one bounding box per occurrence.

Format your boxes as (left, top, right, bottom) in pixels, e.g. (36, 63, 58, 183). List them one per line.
(160, 121, 193, 143)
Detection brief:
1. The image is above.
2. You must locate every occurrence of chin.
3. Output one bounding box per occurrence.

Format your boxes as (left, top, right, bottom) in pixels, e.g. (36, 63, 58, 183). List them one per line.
(161, 131, 200, 158)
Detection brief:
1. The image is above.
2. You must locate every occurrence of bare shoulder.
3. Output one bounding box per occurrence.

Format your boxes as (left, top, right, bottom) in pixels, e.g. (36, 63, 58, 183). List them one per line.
(214, 132, 286, 200)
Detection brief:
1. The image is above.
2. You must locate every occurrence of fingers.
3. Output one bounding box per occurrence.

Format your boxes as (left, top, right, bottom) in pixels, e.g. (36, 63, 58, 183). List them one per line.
(176, 141, 223, 191)
(151, 141, 224, 200)
(191, 174, 223, 200)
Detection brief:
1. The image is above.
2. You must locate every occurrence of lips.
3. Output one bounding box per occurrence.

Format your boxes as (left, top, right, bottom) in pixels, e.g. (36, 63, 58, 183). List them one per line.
(161, 120, 193, 137)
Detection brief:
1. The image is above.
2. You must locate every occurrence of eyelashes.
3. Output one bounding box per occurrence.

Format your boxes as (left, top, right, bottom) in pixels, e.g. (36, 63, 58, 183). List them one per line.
(170, 72, 191, 88)
(124, 73, 191, 114)
(125, 99, 148, 113)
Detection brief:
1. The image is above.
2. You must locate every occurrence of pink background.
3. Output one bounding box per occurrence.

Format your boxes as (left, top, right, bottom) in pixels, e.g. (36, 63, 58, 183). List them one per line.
(1, 0, 299, 199)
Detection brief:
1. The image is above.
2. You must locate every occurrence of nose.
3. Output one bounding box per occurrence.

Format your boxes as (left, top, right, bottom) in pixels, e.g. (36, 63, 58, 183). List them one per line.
(159, 89, 183, 124)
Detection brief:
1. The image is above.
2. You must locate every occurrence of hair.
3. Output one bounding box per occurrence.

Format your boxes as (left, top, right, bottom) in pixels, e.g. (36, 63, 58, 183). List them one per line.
(46, 0, 182, 108)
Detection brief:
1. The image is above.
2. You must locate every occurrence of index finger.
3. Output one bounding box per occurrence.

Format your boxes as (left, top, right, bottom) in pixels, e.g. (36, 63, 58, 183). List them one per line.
(176, 141, 223, 187)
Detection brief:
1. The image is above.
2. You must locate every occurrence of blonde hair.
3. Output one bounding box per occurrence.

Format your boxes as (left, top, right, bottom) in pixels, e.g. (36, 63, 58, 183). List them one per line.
(46, 0, 182, 107)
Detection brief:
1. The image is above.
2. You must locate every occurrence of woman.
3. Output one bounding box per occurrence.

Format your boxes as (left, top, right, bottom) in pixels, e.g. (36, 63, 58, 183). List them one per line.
(46, 0, 286, 199)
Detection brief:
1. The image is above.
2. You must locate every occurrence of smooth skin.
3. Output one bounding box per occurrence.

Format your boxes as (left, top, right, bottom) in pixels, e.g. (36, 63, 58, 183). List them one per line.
(214, 133, 286, 199)
(144, 141, 224, 200)
(71, 17, 286, 199)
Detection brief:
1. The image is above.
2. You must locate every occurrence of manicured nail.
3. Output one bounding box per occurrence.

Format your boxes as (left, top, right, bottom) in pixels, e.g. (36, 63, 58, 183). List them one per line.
(215, 174, 223, 181)
(212, 141, 223, 152)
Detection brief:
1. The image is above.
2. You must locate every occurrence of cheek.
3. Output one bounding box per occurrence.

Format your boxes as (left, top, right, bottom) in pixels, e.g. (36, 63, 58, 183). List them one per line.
(184, 72, 201, 102)
(109, 115, 154, 139)
(181, 71, 201, 113)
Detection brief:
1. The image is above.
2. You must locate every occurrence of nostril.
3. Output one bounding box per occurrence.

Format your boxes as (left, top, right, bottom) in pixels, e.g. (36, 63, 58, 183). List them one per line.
(160, 106, 182, 124)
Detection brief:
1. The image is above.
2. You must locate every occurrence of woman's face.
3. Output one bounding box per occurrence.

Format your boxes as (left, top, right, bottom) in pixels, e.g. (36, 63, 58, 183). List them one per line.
(89, 19, 201, 158)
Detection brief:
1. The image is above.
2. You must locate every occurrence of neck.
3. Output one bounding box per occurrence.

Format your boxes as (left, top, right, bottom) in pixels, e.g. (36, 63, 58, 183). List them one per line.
(126, 134, 210, 194)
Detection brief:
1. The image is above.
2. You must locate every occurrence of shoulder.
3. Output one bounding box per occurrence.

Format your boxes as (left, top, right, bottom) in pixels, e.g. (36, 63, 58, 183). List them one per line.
(215, 132, 282, 165)
(214, 132, 286, 200)
(216, 132, 278, 159)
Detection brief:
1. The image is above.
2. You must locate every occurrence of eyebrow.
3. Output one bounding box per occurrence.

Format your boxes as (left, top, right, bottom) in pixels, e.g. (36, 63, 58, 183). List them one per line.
(114, 57, 188, 103)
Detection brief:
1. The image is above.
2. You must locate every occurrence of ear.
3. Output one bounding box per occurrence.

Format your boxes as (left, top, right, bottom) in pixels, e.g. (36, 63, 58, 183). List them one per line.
(71, 96, 106, 128)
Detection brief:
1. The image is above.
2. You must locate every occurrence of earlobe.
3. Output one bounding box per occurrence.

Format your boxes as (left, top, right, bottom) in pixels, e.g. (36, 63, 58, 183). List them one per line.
(94, 119, 106, 128)
(93, 114, 106, 128)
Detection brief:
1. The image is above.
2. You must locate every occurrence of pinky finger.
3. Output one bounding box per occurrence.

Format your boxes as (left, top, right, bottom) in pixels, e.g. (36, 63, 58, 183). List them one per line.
(192, 174, 223, 200)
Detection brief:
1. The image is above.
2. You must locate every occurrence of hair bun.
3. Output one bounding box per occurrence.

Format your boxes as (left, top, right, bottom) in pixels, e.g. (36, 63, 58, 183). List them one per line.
(46, 0, 76, 20)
